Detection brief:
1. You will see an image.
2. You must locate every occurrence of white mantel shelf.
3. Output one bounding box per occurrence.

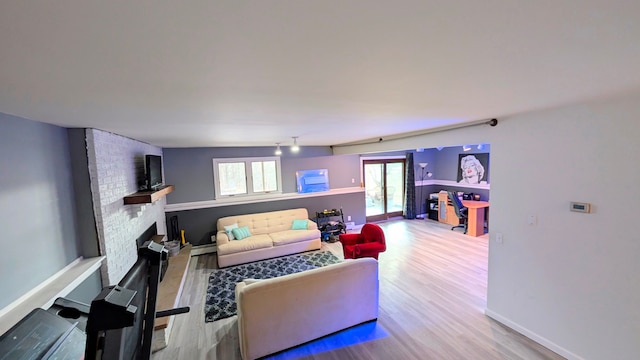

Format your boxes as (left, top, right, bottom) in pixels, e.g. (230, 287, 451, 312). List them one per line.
(165, 187, 365, 212)
(0, 256, 105, 336)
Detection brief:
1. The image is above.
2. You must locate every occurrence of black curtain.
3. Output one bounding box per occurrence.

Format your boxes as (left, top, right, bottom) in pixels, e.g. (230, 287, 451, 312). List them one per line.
(403, 152, 416, 219)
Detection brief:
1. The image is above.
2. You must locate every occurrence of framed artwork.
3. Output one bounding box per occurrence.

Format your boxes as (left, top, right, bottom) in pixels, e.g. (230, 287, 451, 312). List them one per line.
(296, 169, 329, 193)
(457, 153, 489, 184)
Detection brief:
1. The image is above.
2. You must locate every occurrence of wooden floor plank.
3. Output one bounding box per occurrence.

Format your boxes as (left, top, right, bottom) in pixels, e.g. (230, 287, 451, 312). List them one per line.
(152, 219, 564, 360)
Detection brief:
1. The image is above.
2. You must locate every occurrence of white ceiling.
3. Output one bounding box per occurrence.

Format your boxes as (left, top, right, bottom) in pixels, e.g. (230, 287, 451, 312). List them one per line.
(2, 1, 640, 148)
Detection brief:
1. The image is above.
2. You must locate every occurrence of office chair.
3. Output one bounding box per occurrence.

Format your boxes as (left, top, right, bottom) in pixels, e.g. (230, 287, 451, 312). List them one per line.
(447, 191, 468, 234)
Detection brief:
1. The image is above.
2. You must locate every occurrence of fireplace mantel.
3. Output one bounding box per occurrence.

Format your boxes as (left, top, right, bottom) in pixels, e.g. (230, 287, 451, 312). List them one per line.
(124, 185, 174, 205)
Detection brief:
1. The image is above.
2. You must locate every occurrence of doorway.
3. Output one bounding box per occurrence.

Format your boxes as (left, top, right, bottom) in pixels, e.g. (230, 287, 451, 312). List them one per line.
(363, 159, 405, 222)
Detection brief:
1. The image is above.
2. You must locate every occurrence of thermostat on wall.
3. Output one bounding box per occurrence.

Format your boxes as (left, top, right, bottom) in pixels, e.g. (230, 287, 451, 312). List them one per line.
(570, 202, 591, 213)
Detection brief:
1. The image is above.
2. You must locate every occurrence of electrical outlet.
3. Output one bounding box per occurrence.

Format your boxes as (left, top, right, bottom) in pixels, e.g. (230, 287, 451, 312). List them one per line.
(351, 178, 355, 184)
(347, 215, 351, 221)
(527, 215, 537, 226)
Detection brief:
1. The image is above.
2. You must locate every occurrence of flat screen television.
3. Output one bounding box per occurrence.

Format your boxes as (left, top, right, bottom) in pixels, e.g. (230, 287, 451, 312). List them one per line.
(145, 155, 163, 190)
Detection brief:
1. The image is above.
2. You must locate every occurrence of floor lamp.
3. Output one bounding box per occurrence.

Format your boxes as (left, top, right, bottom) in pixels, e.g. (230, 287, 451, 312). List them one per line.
(417, 163, 432, 219)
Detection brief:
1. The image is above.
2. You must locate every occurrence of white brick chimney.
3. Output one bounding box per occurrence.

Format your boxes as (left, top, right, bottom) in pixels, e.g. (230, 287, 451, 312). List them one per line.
(86, 129, 167, 285)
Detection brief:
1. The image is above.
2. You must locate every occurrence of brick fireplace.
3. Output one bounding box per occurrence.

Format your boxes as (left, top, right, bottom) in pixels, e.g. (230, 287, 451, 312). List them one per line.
(86, 128, 167, 285)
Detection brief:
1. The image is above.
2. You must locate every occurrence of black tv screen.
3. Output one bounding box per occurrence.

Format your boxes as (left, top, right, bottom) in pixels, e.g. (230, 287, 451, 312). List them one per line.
(145, 155, 163, 190)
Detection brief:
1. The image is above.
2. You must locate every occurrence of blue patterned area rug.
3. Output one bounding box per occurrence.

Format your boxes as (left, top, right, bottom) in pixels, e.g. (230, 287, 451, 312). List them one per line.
(205, 250, 341, 322)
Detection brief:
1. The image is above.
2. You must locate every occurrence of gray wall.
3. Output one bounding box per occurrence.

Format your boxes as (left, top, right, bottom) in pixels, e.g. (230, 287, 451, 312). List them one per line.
(163, 146, 363, 245)
(167, 192, 365, 245)
(282, 153, 361, 191)
(412, 147, 491, 215)
(433, 145, 491, 182)
(424, 185, 490, 201)
(163, 144, 493, 243)
(164, 146, 338, 203)
(0, 113, 92, 309)
(412, 149, 437, 214)
(68, 128, 100, 257)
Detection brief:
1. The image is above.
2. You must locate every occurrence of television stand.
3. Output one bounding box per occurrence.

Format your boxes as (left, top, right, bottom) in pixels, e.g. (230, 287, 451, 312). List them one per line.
(124, 185, 175, 205)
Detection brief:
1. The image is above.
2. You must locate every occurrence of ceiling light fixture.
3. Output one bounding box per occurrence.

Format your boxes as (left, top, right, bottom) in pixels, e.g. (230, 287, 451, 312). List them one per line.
(291, 137, 299, 152)
(462, 145, 472, 152)
(477, 143, 484, 150)
(436, 146, 444, 151)
(275, 143, 282, 155)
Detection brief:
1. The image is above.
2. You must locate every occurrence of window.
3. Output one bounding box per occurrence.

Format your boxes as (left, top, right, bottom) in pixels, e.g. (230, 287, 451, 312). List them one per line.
(213, 157, 282, 199)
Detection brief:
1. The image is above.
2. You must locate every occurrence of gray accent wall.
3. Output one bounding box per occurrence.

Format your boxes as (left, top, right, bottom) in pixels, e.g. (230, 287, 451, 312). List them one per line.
(282, 153, 361, 191)
(424, 185, 490, 201)
(68, 128, 100, 257)
(411, 147, 491, 215)
(163, 146, 363, 245)
(163, 146, 339, 203)
(0, 113, 86, 309)
(163, 144, 492, 244)
(412, 149, 438, 214)
(433, 144, 491, 182)
(166, 192, 365, 245)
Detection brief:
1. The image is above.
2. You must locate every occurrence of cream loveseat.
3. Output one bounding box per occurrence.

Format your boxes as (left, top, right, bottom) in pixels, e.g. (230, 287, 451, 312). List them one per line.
(235, 257, 379, 360)
(215, 208, 321, 268)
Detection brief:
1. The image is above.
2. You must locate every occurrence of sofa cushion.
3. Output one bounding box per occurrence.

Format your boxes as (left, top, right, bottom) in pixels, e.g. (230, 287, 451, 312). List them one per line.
(291, 219, 308, 230)
(232, 226, 252, 240)
(217, 208, 315, 237)
(217, 234, 273, 256)
(224, 223, 239, 240)
(269, 229, 321, 246)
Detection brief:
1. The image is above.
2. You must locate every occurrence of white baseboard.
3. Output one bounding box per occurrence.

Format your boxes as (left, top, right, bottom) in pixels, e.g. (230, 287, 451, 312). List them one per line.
(190, 244, 217, 256)
(484, 309, 584, 360)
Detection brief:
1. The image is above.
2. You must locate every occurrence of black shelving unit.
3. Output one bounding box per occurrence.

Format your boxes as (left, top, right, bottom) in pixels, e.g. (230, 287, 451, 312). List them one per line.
(315, 209, 346, 242)
(427, 198, 439, 221)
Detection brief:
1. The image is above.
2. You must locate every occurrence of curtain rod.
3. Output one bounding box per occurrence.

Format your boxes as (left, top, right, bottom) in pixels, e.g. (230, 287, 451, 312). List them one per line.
(331, 118, 498, 148)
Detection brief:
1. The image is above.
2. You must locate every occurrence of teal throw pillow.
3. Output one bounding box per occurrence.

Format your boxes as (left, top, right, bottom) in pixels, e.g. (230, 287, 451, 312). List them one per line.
(291, 219, 308, 230)
(224, 223, 238, 240)
(231, 226, 252, 240)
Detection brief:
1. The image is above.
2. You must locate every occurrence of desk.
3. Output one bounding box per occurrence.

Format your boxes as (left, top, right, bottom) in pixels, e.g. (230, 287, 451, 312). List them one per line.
(462, 200, 490, 237)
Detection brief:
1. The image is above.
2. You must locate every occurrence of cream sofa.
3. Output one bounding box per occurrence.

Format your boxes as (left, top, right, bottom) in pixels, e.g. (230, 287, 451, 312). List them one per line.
(235, 257, 379, 360)
(215, 208, 321, 268)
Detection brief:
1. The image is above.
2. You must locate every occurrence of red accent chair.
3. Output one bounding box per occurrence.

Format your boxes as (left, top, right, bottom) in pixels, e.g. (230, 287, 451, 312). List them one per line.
(338, 223, 386, 260)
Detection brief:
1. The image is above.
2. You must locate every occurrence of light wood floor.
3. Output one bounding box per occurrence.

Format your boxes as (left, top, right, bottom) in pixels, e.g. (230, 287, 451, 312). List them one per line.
(152, 219, 564, 360)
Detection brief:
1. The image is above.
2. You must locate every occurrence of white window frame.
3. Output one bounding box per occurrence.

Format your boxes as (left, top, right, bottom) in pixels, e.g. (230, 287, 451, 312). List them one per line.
(213, 156, 282, 199)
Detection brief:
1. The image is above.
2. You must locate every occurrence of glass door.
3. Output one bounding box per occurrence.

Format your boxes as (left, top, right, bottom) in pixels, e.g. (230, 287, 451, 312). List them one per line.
(364, 159, 405, 222)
